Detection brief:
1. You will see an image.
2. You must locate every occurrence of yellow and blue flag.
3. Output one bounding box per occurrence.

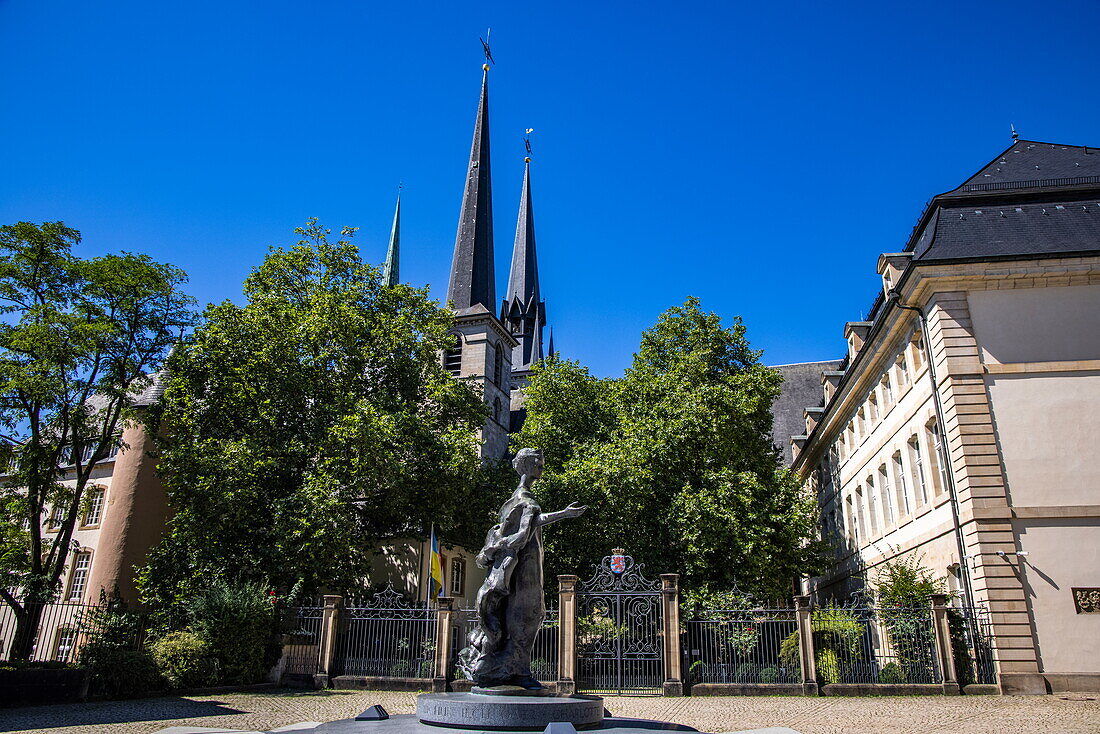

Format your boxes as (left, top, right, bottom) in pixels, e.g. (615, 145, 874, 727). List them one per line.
(428, 525, 443, 601)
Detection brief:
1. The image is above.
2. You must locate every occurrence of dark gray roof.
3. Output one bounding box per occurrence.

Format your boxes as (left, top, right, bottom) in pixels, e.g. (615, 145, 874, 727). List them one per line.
(770, 360, 842, 465)
(382, 194, 400, 287)
(914, 199, 1100, 262)
(447, 69, 496, 311)
(501, 159, 546, 371)
(950, 140, 1100, 195)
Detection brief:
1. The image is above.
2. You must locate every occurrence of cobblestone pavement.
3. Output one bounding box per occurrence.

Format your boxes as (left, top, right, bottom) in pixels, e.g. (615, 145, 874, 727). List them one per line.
(2, 689, 1099, 734)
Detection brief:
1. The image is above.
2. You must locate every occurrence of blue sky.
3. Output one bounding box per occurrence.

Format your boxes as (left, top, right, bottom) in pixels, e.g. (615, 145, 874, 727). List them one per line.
(2, 1, 1098, 377)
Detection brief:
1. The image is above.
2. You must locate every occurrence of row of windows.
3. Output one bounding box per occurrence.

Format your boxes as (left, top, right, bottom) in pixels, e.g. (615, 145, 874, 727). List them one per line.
(47, 487, 106, 531)
(819, 419, 948, 548)
(837, 332, 924, 463)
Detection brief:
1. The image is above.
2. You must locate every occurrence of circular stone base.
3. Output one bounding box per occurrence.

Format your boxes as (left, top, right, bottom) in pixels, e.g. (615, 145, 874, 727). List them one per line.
(416, 692, 605, 731)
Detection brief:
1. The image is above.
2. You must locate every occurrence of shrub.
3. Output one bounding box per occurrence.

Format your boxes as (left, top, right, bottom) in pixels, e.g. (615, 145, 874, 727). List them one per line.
(948, 609, 976, 687)
(150, 631, 218, 689)
(815, 649, 840, 685)
(187, 580, 276, 685)
(779, 606, 864, 685)
(79, 645, 161, 699)
(759, 666, 779, 684)
(878, 661, 905, 684)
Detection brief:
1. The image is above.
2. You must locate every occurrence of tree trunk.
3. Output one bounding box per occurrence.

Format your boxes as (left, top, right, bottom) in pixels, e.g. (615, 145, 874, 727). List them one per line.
(10, 603, 45, 661)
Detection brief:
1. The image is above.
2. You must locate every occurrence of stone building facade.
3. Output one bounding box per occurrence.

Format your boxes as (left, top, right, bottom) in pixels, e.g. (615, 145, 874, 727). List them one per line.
(785, 139, 1100, 694)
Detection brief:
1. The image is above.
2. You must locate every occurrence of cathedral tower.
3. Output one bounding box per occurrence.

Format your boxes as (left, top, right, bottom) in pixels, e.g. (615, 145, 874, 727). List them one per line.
(444, 63, 516, 461)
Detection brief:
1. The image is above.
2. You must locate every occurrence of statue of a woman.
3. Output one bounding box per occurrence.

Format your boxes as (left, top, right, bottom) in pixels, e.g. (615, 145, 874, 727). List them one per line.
(458, 448, 586, 689)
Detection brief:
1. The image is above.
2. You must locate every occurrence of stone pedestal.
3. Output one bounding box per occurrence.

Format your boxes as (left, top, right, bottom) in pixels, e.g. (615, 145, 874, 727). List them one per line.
(415, 692, 604, 731)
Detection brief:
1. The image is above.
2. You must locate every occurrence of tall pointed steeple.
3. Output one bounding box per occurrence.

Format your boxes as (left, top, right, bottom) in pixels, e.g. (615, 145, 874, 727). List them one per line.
(447, 65, 495, 311)
(501, 154, 546, 371)
(382, 193, 401, 287)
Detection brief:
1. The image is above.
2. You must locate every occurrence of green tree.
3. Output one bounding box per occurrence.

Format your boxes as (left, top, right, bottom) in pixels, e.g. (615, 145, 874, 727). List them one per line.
(139, 220, 493, 611)
(516, 297, 827, 598)
(0, 221, 194, 659)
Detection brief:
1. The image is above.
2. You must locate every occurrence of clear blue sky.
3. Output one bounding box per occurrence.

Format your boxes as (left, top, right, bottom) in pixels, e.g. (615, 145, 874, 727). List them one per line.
(3, 1, 1098, 377)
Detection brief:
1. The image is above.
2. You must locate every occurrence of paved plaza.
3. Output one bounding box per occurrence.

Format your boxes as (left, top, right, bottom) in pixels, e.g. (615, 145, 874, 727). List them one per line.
(1, 689, 1098, 734)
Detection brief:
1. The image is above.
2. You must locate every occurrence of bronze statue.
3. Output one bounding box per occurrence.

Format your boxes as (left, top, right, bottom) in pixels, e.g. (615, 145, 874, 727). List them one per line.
(458, 448, 586, 689)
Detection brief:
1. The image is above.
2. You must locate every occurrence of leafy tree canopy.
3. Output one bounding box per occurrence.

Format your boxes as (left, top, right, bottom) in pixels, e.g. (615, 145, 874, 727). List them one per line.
(0, 221, 193, 656)
(516, 297, 828, 599)
(140, 220, 496, 610)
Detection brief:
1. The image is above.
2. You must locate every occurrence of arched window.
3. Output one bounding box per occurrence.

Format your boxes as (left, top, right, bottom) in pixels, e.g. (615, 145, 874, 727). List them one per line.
(493, 343, 503, 386)
(443, 333, 462, 376)
(493, 398, 503, 424)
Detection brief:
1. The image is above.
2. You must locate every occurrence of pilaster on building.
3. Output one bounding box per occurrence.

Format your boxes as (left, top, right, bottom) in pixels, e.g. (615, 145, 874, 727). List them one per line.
(783, 139, 1100, 694)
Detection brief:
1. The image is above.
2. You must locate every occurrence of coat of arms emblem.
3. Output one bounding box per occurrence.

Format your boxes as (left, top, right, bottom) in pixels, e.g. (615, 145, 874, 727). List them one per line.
(610, 548, 627, 574)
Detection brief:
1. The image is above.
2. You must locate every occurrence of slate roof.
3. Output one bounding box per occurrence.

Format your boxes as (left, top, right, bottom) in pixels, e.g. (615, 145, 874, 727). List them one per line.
(770, 360, 842, 465)
(903, 139, 1100, 263)
(382, 194, 401, 287)
(502, 159, 546, 371)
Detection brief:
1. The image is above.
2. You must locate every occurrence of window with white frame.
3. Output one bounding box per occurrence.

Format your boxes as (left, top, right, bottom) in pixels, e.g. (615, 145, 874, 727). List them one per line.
(48, 504, 65, 530)
(892, 451, 911, 517)
(895, 353, 909, 388)
(926, 420, 946, 496)
(878, 464, 895, 527)
(83, 487, 105, 527)
(450, 557, 466, 595)
(55, 628, 77, 662)
(880, 373, 893, 409)
(908, 435, 929, 505)
(67, 552, 91, 602)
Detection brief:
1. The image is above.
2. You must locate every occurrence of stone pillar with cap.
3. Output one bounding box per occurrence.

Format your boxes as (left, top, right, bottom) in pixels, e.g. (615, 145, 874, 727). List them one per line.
(660, 573, 683, 696)
(794, 595, 817, 695)
(557, 574, 579, 695)
(315, 594, 343, 689)
(931, 593, 960, 695)
(434, 596, 455, 692)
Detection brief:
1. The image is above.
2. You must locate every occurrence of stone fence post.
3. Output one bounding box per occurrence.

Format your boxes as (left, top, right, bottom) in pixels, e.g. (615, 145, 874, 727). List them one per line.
(315, 594, 343, 689)
(434, 596, 455, 692)
(557, 574, 578, 695)
(660, 574, 683, 696)
(794, 595, 818, 695)
(931, 593, 960, 695)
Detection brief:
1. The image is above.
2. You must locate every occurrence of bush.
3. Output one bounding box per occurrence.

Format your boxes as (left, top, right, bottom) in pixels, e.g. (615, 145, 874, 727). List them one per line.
(79, 644, 161, 699)
(779, 606, 864, 685)
(759, 666, 779, 684)
(150, 631, 218, 689)
(187, 580, 276, 685)
(815, 649, 840, 685)
(878, 661, 905, 684)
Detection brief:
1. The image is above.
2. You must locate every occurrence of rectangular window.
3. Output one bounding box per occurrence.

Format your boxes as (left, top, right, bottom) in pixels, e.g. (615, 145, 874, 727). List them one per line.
(867, 392, 879, 424)
(846, 495, 857, 544)
(864, 481, 878, 536)
(48, 504, 65, 531)
(67, 552, 91, 602)
(878, 465, 895, 527)
(911, 333, 924, 371)
(908, 435, 928, 505)
(895, 353, 909, 388)
(880, 374, 894, 409)
(856, 408, 866, 439)
(892, 451, 911, 517)
(926, 420, 946, 496)
(443, 334, 462, 376)
(450, 558, 466, 596)
(83, 487, 105, 527)
(55, 628, 77, 662)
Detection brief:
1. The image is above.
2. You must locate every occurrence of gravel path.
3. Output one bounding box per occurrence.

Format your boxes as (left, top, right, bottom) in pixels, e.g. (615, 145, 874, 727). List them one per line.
(2, 689, 1098, 734)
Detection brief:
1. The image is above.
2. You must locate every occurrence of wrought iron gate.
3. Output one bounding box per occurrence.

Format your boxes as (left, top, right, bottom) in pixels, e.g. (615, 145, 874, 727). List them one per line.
(576, 551, 664, 695)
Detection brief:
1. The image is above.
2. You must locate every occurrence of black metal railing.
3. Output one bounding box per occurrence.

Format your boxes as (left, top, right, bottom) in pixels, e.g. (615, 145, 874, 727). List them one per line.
(0, 600, 149, 663)
(332, 586, 437, 679)
(281, 605, 324, 676)
(952, 605, 997, 686)
(684, 607, 801, 685)
(815, 605, 940, 685)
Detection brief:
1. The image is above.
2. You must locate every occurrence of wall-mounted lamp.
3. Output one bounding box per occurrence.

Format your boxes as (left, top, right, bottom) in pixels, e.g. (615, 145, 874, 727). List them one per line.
(995, 550, 1029, 558)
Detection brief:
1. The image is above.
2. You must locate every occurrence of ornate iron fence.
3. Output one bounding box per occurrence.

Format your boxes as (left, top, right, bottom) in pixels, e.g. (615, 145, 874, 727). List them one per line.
(332, 585, 437, 679)
(281, 604, 325, 676)
(952, 605, 997, 685)
(576, 553, 664, 695)
(816, 604, 941, 685)
(684, 607, 801, 685)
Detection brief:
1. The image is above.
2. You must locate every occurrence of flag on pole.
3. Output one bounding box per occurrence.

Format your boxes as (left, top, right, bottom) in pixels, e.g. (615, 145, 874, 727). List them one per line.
(428, 525, 444, 601)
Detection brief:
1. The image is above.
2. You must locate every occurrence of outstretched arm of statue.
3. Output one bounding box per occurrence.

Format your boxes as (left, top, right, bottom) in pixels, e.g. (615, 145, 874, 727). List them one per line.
(537, 502, 587, 526)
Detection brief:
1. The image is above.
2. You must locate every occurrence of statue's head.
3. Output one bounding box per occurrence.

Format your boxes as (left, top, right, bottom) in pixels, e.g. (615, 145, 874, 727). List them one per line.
(513, 448, 544, 480)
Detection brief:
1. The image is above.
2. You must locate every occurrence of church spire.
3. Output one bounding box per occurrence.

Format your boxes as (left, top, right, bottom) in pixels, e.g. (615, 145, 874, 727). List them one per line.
(501, 147, 546, 371)
(382, 192, 401, 287)
(447, 65, 495, 311)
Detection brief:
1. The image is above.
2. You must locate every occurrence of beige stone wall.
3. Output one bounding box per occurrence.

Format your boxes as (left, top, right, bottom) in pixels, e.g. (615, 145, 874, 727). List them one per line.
(450, 315, 514, 461)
